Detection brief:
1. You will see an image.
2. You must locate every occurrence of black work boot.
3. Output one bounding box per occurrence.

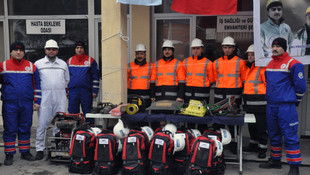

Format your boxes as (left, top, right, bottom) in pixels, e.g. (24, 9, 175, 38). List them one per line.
(259, 158, 282, 169)
(243, 143, 258, 152)
(4, 154, 14, 166)
(35, 151, 44, 160)
(288, 164, 299, 175)
(21, 151, 36, 161)
(258, 148, 267, 159)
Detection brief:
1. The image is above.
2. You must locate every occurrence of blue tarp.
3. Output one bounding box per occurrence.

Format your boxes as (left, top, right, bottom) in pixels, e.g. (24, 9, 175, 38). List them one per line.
(122, 113, 244, 126)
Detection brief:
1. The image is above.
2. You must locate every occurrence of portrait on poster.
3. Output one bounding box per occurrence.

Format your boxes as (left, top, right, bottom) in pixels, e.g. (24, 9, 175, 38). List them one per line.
(254, 0, 310, 66)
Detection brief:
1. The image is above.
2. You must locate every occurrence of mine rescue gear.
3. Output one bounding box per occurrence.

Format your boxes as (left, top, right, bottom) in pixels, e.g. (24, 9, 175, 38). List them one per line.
(243, 53, 268, 157)
(135, 43, 147, 52)
(162, 123, 177, 136)
(180, 100, 207, 117)
(150, 57, 185, 100)
(188, 129, 201, 139)
(221, 36, 235, 46)
(173, 133, 186, 154)
(35, 56, 69, 152)
(183, 55, 214, 103)
(113, 119, 130, 140)
(162, 40, 175, 48)
(67, 54, 100, 124)
(265, 50, 306, 165)
(127, 59, 152, 107)
(220, 128, 231, 145)
(44, 39, 59, 49)
(146, 100, 183, 114)
(126, 95, 146, 115)
(141, 126, 154, 141)
(0, 56, 41, 156)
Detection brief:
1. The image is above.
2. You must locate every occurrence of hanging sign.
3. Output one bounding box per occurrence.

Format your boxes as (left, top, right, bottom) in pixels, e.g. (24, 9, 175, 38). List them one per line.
(26, 20, 65, 34)
(217, 16, 253, 32)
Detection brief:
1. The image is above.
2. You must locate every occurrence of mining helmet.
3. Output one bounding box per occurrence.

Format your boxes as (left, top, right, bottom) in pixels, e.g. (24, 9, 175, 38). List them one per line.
(221, 36, 235, 46)
(113, 119, 129, 139)
(306, 6, 310, 15)
(266, 0, 282, 10)
(215, 140, 223, 157)
(135, 44, 146, 52)
(220, 128, 232, 145)
(44, 39, 59, 49)
(162, 123, 177, 136)
(88, 127, 102, 137)
(162, 40, 174, 48)
(191, 38, 204, 47)
(189, 129, 201, 139)
(173, 133, 186, 154)
(141, 126, 154, 141)
(246, 44, 254, 53)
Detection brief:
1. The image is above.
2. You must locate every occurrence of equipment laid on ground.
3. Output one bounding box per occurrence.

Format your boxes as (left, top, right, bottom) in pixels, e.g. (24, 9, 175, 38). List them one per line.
(146, 100, 183, 114)
(179, 100, 207, 117)
(206, 96, 239, 116)
(124, 95, 146, 115)
(91, 102, 118, 114)
(44, 112, 84, 162)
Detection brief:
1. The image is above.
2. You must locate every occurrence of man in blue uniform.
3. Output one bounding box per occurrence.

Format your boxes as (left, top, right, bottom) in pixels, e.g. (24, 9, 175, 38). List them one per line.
(259, 37, 307, 175)
(67, 41, 100, 124)
(0, 42, 41, 165)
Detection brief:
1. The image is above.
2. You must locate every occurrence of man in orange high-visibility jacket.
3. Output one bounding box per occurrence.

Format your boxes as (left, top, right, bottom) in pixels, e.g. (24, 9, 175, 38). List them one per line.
(183, 38, 214, 103)
(127, 44, 152, 107)
(243, 44, 268, 159)
(213, 36, 247, 154)
(150, 40, 185, 102)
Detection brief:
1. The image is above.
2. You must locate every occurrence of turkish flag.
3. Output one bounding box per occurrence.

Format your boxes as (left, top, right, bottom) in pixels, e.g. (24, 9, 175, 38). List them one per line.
(171, 0, 238, 15)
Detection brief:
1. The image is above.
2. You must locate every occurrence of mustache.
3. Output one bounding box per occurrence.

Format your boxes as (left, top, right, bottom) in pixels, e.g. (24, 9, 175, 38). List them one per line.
(272, 50, 278, 53)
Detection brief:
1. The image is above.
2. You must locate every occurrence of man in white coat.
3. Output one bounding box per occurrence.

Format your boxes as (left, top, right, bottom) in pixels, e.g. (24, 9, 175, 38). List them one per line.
(34, 39, 70, 160)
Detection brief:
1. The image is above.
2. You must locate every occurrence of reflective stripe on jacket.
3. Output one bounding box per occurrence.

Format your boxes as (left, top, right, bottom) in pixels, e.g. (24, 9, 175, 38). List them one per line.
(213, 55, 246, 88)
(244, 64, 266, 95)
(127, 61, 151, 90)
(150, 58, 185, 86)
(183, 56, 214, 87)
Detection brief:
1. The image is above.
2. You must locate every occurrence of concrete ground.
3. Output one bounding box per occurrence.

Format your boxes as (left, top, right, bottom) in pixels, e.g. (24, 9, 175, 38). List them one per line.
(0, 126, 310, 174)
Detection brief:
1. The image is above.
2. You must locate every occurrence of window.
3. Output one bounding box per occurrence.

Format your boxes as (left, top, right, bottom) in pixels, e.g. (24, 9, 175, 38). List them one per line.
(8, 0, 88, 15)
(95, 0, 101, 15)
(156, 19, 190, 61)
(9, 19, 88, 63)
(0, 0, 4, 15)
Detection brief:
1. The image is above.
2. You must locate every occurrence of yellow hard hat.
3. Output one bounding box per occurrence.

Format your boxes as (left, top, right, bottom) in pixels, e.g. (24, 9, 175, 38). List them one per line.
(266, 0, 282, 10)
(306, 6, 310, 15)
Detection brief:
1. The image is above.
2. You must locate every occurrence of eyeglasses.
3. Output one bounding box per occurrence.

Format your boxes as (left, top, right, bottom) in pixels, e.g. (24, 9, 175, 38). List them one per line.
(46, 48, 57, 51)
(270, 7, 282, 12)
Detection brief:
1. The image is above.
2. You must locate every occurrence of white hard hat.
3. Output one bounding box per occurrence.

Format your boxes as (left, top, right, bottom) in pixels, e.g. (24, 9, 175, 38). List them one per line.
(246, 44, 254, 53)
(222, 36, 235, 46)
(141, 126, 154, 141)
(220, 128, 231, 145)
(191, 38, 204, 47)
(88, 127, 102, 137)
(162, 40, 174, 48)
(135, 44, 146, 52)
(113, 119, 129, 139)
(162, 123, 177, 136)
(189, 129, 201, 139)
(215, 140, 223, 157)
(44, 39, 59, 49)
(117, 139, 123, 155)
(173, 133, 186, 154)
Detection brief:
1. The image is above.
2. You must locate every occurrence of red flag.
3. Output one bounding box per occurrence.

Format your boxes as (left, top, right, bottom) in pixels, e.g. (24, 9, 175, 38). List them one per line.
(171, 0, 237, 15)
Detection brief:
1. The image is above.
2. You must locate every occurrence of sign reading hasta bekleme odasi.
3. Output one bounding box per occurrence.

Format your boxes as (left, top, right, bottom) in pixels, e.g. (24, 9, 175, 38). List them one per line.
(26, 20, 65, 34)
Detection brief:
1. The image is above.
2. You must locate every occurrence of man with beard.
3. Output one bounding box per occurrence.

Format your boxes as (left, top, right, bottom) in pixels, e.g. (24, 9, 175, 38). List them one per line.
(150, 40, 185, 102)
(261, 0, 293, 57)
(259, 37, 306, 175)
(291, 6, 310, 56)
(127, 44, 152, 108)
(34, 39, 70, 160)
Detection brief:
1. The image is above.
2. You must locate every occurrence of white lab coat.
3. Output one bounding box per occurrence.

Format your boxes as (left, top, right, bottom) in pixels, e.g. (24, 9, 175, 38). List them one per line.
(34, 56, 70, 151)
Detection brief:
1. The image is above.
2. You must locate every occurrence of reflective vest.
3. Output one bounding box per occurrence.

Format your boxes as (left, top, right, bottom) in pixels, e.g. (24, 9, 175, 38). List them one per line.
(213, 56, 246, 89)
(244, 64, 266, 95)
(127, 61, 151, 90)
(183, 56, 214, 87)
(150, 58, 185, 86)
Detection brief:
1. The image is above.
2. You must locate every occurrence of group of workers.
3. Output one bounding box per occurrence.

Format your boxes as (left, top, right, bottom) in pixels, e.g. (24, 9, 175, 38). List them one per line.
(0, 40, 100, 166)
(128, 36, 306, 175)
